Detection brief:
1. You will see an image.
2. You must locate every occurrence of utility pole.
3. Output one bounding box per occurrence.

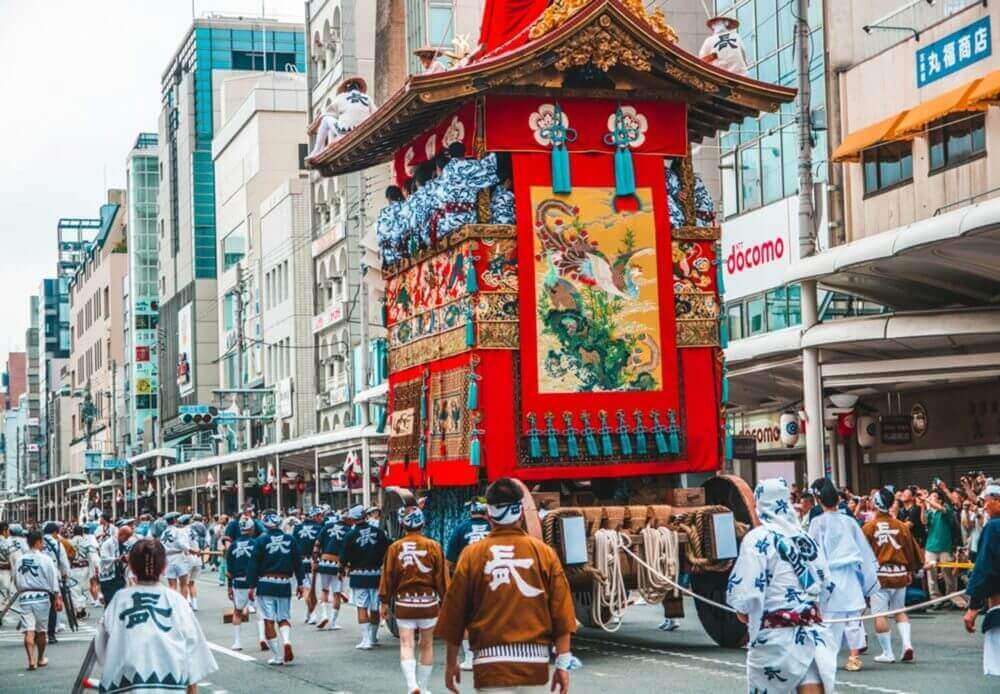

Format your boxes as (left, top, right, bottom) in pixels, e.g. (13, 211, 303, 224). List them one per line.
(796, 0, 825, 483)
(233, 264, 249, 452)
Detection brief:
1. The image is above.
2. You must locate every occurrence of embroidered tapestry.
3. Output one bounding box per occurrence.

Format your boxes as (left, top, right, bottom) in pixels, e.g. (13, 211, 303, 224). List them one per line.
(388, 378, 423, 464)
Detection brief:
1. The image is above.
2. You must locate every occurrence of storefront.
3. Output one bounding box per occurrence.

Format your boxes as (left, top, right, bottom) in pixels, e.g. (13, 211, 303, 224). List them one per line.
(730, 409, 807, 487)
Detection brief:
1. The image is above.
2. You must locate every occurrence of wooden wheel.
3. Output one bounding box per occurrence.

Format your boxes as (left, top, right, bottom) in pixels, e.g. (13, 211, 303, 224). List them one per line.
(703, 474, 758, 527)
(382, 486, 417, 541)
(690, 570, 747, 648)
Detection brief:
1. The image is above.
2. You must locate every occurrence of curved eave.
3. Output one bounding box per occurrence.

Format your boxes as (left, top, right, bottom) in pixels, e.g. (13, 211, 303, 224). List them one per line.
(311, 0, 795, 176)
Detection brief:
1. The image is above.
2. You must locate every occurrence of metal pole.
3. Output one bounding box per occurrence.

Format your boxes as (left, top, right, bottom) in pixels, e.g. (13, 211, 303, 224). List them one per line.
(796, 0, 825, 482)
(275, 454, 282, 512)
(357, 176, 372, 507)
(313, 448, 320, 507)
(237, 461, 245, 509)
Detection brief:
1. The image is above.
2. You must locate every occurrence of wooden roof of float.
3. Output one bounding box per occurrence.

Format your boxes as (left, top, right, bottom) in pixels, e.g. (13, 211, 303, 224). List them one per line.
(309, 0, 796, 177)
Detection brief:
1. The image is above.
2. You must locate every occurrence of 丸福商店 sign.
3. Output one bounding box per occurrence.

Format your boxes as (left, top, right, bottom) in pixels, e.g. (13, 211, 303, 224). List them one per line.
(917, 16, 991, 88)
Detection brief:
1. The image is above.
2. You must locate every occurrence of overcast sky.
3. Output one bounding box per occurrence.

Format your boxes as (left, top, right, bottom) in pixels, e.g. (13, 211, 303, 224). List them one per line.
(0, 0, 303, 377)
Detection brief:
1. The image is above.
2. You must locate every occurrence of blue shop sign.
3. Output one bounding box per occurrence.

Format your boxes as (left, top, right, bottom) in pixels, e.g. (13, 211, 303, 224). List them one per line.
(917, 16, 992, 88)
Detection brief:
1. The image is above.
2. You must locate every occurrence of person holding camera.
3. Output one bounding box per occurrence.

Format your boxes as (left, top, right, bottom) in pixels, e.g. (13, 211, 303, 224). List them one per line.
(963, 483, 1000, 677)
(921, 484, 962, 607)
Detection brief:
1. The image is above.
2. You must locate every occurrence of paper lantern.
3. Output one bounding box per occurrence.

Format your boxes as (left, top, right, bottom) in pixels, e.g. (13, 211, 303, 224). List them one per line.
(857, 416, 876, 448)
(261, 483, 273, 496)
(779, 412, 800, 448)
(297, 480, 306, 493)
(837, 412, 856, 439)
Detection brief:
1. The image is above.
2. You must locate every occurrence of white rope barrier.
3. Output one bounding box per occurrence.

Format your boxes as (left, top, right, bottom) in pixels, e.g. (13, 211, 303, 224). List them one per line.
(618, 542, 968, 624)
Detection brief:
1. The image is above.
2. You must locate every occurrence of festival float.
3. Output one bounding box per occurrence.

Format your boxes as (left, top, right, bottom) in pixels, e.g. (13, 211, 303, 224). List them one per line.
(309, 0, 795, 646)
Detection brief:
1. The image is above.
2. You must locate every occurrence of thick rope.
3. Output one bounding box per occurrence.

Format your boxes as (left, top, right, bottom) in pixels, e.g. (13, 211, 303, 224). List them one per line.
(592, 529, 631, 632)
(636, 526, 680, 605)
(619, 542, 968, 624)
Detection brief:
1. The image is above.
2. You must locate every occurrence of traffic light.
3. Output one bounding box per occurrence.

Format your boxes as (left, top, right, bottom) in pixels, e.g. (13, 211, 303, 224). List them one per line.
(179, 405, 219, 427)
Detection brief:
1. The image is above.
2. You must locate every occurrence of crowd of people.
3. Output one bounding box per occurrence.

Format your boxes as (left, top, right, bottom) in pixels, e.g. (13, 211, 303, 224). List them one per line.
(0, 477, 578, 693)
(729, 474, 1000, 693)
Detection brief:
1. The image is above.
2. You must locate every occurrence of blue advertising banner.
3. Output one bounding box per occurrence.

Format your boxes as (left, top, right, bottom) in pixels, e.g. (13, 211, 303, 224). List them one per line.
(917, 16, 992, 88)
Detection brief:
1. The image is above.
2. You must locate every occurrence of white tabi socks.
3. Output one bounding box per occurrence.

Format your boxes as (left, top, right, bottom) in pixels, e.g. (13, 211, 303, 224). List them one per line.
(898, 621, 912, 650)
(401, 659, 418, 692)
(417, 663, 433, 692)
(267, 638, 283, 664)
(328, 607, 340, 629)
(231, 624, 242, 650)
(875, 632, 895, 662)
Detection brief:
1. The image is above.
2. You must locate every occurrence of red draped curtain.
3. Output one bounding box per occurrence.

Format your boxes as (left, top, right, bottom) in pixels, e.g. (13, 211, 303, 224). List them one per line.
(477, 0, 550, 57)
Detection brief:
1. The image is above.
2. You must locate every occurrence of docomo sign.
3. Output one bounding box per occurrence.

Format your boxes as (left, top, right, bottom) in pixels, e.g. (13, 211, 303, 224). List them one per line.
(734, 411, 804, 451)
(726, 236, 786, 276)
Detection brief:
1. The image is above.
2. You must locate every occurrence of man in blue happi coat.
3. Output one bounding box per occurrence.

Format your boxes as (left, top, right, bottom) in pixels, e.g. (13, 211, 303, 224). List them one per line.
(247, 511, 303, 666)
(435, 142, 499, 239)
(341, 504, 391, 650)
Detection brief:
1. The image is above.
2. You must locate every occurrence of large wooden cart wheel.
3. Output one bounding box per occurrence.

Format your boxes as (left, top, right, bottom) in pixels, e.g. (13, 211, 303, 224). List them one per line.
(381, 486, 416, 639)
(382, 486, 417, 541)
(690, 571, 748, 648)
(703, 474, 758, 527)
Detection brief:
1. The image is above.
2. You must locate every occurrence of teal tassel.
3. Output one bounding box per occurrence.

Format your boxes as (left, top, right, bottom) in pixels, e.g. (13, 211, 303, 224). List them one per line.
(418, 441, 427, 469)
(469, 435, 481, 467)
(725, 430, 734, 461)
(598, 411, 613, 456)
(544, 412, 559, 458)
(715, 255, 726, 296)
(562, 413, 580, 459)
(616, 410, 632, 456)
(633, 410, 648, 456)
(651, 411, 668, 455)
(552, 145, 571, 194)
(719, 319, 729, 348)
(667, 410, 681, 455)
(527, 413, 542, 459)
(467, 378, 478, 410)
(419, 371, 428, 421)
(614, 147, 636, 196)
(721, 372, 729, 404)
(466, 252, 479, 293)
(580, 412, 598, 457)
(465, 308, 475, 347)
(609, 107, 638, 197)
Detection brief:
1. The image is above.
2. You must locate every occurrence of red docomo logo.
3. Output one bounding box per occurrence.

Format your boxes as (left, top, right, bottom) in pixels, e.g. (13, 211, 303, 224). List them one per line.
(726, 237, 785, 275)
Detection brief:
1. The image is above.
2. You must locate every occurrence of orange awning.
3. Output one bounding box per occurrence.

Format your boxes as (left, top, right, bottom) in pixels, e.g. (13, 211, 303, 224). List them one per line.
(894, 77, 986, 137)
(968, 69, 1000, 105)
(831, 111, 909, 163)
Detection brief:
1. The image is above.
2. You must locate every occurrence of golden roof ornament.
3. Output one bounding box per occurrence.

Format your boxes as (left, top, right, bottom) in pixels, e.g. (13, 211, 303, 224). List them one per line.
(529, 0, 678, 44)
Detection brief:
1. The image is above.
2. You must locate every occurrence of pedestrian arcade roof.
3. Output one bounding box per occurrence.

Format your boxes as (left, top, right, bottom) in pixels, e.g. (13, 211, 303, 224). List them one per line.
(725, 308, 1000, 408)
(307, 0, 795, 176)
(785, 195, 1000, 310)
(152, 425, 386, 477)
(23, 473, 87, 492)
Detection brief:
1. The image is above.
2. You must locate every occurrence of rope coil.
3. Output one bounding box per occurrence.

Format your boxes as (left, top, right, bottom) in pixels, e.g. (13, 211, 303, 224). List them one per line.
(591, 529, 631, 632)
(636, 526, 680, 605)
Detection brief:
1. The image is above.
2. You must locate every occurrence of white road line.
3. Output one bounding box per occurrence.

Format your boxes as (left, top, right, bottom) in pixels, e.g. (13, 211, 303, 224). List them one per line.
(208, 642, 257, 662)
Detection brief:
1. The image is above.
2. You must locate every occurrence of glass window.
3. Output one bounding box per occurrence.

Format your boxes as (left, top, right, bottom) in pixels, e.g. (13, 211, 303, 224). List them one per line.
(223, 294, 236, 332)
(427, 2, 454, 46)
(222, 230, 245, 271)
(929, 112, 986, 173)
(861, 141, 913, 195)
(766, 287, 790, 330)
(786, 283, 801, 325)
(727, 303, 744, 341)
(746, 295, 766, 336)
(721, 152, 738, 219)
(739, 144, 762, 211)
(761, 131, 783, 204)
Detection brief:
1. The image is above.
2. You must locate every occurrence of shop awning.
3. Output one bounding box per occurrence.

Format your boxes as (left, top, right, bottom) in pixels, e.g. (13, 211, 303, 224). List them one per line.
(831, 111, 909, 163)
(785, 194, 1000, 310)
(894, 78, 986, 138)
(969, 69, 1000, 104)
(66, 483, 94, 495)
(23, 473, 88, 492)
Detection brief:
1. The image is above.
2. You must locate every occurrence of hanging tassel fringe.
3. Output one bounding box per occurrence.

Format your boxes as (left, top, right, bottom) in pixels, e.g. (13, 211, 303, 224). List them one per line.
(548, 102, 575, 195)
(469, 414, 484, 468)
(467, 356, 480, 410)
(545, 412, 560, 458)
(466, 251, 479, 294)
(715, 246, 726, 296)
(562, 413, 580, 459)
(609, 106, 638, 197)
(719, 318, 729, 349)
(580, 412, 598, 457)
(616, 410, 632, 456)
(527, 413, 542, 459)
(599, 411, 614, 457)
(465, 308, 475, 348)
(651, 411, 668, 455)
(633, 410, 648, 455)
(667, 410, 680, 455)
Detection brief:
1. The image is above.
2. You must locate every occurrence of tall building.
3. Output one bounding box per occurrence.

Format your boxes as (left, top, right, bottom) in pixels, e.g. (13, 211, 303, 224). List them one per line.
(124, 133, 161, 454)
(211, 71, 311, 446)
(22, 296, 41, 486)
(2, 352, 27, 411)
(156, 16, 306, 449)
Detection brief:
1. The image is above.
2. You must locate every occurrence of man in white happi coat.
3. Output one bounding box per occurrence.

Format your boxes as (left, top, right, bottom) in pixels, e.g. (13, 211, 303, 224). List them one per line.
(308, 76, 377, 158)
(698, 16, 749, 76)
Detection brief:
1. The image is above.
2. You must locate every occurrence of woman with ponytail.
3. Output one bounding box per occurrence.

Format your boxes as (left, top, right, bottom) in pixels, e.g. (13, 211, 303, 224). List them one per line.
(94, 539, 218, 693)
(808, 478, 880, 673)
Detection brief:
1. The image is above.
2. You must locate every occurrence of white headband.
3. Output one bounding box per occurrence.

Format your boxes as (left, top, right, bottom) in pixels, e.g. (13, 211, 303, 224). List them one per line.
(487, 502, 523, 525)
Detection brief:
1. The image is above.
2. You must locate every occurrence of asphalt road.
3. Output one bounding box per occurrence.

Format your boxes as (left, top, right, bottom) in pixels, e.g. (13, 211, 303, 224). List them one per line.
(0, 570, 993, 693)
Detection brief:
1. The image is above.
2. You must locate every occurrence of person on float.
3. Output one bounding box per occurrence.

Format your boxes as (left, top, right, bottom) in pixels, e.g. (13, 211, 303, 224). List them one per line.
(341, 503, 391, 650)
(247, 510, 304, 665)
(698, 15, 749, 75)
(415, 46, 448, 74)
(434, 142, 499, 240)
(728, 477, 836, 694)
(862, 487, 924, 664)
(293, 506, 324, 625)
(225, 517, 265, 652)
(438, 477, 576, 694)
(95, 538, 219, 692)
(377, 185, 406, 265)
(161, 512, 191, 598)
(808, 477, 879, 672)
(964, 482, 1000, 677)
(490, 155, 516, 225)
(13, 530, 62, 671)
(379, 507, 448, 694)
(308, 76, 377, 158)
(315, 508, 352, 631)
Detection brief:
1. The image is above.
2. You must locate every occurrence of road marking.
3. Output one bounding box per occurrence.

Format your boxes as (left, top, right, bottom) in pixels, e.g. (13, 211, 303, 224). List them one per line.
(208, 642, 256, 662)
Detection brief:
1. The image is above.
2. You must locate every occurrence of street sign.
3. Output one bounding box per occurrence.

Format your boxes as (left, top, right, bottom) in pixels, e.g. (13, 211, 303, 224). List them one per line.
(731, 435, 758, 460)
(916, 16, 991, 88)
(880, 415, 912, 445)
